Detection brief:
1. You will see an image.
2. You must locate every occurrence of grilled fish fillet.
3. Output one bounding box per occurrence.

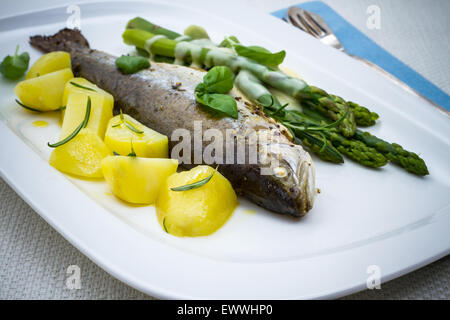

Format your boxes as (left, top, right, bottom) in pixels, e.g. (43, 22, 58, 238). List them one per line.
(30, 29, 316, 217)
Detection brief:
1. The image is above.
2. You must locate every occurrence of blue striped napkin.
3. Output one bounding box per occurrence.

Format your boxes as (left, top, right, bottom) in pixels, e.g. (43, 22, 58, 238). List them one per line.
(272, 1, 450, 111)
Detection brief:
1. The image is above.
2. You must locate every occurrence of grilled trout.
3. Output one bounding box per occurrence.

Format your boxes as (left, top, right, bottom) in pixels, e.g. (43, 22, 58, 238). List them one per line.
(30, 29, 316, 217)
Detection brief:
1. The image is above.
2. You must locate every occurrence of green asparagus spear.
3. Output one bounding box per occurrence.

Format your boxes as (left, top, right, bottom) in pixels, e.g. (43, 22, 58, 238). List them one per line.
(326, 131, 387, 168)
(235, 70, 344, 163)
(347, 100, 379, 127)
(122, 28, 357, 137)
(353, 130, 429, 176)
(126, 17, 182, 39)
(294, 131, 344, 163)
(184, 25, 210, 40)
(285, 109, 387, 168)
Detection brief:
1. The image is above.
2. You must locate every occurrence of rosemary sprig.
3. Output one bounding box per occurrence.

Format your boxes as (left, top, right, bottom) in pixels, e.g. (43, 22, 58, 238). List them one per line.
(15, 99, 42, 112)
(162, 217, 169, 233)
(70, 81, 96, 92)
(127, 139, 137, 157)
(170, 166, 218, 192)
(112, 109, 144, 134)
(48, 96, 91, 148)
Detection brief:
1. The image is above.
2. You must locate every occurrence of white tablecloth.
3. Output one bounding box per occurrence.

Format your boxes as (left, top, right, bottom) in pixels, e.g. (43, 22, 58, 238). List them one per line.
(1, 0, 449, 299)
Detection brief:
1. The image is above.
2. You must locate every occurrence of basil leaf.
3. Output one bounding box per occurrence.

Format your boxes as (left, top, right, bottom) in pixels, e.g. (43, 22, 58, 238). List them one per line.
(195, 82, 207, 95)
(219, 36, 240, 48)
(196, 92, 238, 119)
(202, 66, 234, 94)
(0, 45, 30, 80)
(115, 55, 150, 74)
(234, 44, 285, 67)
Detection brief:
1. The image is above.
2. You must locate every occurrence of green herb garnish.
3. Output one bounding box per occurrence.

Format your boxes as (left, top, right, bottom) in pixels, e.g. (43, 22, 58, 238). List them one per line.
(113, 151, 120, 156)
(234, 44, 285, 67)
(171, 166, 218, 192)
(48, 96, 91, 148)
(195, 66, 237, 119)
(124, 121, 143, 134)
(70, 81, 96, 92)
(127, 140, 137, 157)
(162, 217, 169, 233)
(0, 45, 30, 80)
(115, 55, 150, 74)
(15, 99, 42, 112)
(113, 109, 144, 134)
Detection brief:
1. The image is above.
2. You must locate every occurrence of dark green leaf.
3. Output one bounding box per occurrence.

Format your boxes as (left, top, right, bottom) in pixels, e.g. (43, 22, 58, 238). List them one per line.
(113, 151, 120, 156)
(115, 55, 150, 74)
(196, 93, 238, 119)
(234, 44, 285, 67)
(170, 167, 217, 191)
(0, 45, 30, 80)
(201, 66, 234, 94)
(48, 96, 91, 148)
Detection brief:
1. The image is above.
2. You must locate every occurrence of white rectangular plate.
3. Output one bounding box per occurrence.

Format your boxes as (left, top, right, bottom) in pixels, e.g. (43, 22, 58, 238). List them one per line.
(0, 0, 449, 299)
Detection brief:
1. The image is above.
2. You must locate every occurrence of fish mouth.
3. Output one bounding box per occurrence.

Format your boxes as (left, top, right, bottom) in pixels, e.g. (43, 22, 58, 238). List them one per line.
(238, 140, 316, 217)
(273, 143, 316, 216)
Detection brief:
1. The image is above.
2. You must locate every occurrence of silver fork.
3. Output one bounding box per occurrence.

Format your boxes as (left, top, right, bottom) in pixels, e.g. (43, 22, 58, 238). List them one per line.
(285, 6, 444, 113)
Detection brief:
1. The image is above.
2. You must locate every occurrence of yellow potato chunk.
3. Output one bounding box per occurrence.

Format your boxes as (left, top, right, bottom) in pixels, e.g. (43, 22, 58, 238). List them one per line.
(15, 68, 74, 111)
(61, 91, 113, 140)
(26, 51, 71, 79)
(102, 156, 178, 204)
(61, 77, 114, 122)
(49, 128, 111, 178)
(104, 114, 168, 158)
(156, 165, 237, 237)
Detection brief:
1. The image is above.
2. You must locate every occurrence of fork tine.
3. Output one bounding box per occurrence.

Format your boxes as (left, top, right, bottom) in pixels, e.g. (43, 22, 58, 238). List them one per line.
(296, 12, 320, 38)
(287, 11, 307, 32)
(303, 10, 327, 35)
(299, 10, 324, 37)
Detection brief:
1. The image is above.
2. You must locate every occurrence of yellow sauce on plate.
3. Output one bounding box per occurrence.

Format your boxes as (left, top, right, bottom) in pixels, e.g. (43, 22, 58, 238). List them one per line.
(32, 120, 48, 128)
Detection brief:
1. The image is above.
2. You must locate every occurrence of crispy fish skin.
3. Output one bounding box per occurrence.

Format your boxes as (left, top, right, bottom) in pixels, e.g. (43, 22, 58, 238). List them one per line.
(30, 29, 316, 217)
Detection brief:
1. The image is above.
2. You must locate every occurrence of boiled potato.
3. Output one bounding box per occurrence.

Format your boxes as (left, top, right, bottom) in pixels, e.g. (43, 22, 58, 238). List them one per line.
(156, 165, 237, 237)
(102, 156, 178, 204)
(104, 114, 168, 158)
(26, 51, 71, 79)
(49, 128, 111, 178)
(61, 91, 113, 140)
(61, 77, 114, 121)
(15, 68, 74, 111)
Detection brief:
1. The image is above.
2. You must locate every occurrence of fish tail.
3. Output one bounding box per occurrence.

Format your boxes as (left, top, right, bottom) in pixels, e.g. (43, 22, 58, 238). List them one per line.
(29, 28, 90, 53)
